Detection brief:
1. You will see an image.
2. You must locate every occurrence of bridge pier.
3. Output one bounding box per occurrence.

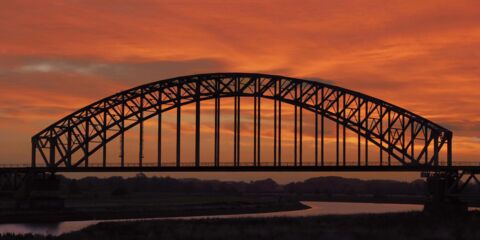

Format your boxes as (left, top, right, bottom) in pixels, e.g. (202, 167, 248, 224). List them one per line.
(422, 171, 468, 215)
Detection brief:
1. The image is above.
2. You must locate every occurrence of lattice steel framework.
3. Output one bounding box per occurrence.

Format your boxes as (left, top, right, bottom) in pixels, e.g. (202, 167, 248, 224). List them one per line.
(31, 73, 452, 170)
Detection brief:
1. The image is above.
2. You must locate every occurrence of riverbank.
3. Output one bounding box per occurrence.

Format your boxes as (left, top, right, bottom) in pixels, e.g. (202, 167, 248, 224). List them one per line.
(3, 210, 480, 240)
(4, 192, 477, 224)
(0, 194, 308, 223)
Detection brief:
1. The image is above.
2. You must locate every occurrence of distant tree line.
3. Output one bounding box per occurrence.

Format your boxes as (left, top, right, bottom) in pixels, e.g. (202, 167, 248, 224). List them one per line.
(60, 174, 433, 196)
(284, 176, 427, 195)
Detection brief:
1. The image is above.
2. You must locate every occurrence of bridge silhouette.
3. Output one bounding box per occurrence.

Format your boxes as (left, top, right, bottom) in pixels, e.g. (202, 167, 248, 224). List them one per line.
(1, 73, 479, 203)
(32, 72, 453, 169)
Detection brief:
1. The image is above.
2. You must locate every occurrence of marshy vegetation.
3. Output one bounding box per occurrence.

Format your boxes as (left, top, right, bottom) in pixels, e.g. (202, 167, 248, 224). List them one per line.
(3, 211, 480, 240)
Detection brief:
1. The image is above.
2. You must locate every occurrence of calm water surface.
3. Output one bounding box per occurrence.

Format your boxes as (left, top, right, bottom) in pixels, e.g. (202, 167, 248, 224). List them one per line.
(0, 202, 426, 236)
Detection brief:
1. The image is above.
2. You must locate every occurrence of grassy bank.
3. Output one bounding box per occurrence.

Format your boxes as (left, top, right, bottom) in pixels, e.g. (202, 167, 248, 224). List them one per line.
(3, 211, 480, 240)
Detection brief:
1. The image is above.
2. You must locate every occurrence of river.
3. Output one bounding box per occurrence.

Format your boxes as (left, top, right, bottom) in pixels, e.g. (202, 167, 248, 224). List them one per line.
(0, 202, 426, 236)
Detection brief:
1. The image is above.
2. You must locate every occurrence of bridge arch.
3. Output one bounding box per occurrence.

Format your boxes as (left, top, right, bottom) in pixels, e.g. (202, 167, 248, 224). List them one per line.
(32, 73, 452, 169)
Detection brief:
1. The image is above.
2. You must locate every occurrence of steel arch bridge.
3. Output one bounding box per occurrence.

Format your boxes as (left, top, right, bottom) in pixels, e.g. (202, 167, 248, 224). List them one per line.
(31, 72, 453, 171)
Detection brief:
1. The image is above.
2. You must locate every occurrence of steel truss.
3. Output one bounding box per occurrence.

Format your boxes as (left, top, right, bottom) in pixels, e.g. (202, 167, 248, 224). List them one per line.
(450, 170, 480, 198)
(422, 170, 480, 203)
(31, 73, 452, 170)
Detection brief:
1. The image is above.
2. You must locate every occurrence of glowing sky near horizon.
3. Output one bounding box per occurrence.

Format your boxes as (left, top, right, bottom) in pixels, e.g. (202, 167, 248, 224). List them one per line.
(0, 0, 479, 182)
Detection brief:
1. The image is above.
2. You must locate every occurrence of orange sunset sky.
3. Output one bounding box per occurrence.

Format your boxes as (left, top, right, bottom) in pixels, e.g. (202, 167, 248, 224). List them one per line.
(0, 1, 479, 182)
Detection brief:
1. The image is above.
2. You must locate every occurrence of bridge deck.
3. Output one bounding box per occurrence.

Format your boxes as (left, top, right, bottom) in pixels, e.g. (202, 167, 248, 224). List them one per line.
(1, 165, 479, 173)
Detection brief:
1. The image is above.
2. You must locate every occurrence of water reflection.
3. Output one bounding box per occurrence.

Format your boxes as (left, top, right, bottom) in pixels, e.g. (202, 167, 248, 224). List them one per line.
(0, 202, 429, 236)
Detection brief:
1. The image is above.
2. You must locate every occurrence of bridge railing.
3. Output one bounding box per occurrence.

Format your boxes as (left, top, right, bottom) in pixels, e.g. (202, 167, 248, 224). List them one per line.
(0, 162, 406, 168)
(449, 161, 480, 167)
(0, 164, 32, 168)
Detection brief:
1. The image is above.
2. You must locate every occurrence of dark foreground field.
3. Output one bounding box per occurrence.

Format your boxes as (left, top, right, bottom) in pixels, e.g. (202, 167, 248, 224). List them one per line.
(3, 211, 480, 240)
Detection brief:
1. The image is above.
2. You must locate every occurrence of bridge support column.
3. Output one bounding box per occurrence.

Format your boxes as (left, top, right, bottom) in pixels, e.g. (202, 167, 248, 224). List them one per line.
(422, 171, 467, 215)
